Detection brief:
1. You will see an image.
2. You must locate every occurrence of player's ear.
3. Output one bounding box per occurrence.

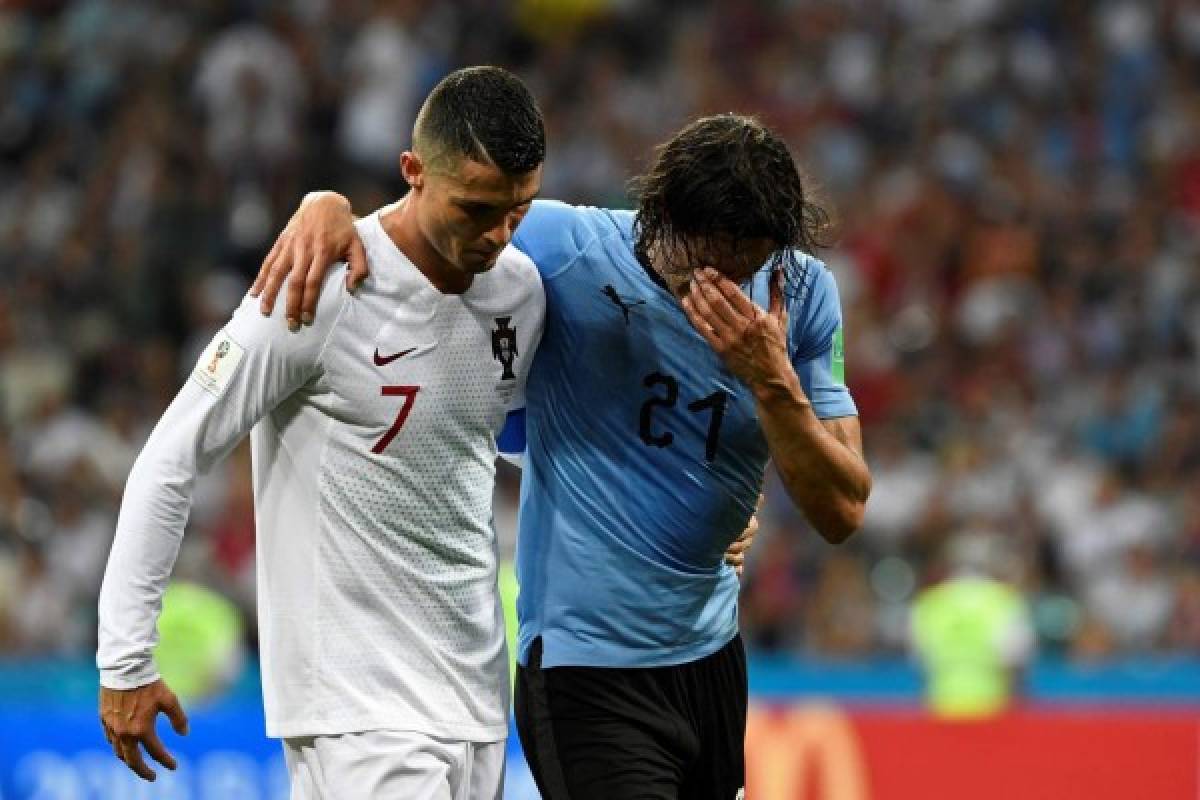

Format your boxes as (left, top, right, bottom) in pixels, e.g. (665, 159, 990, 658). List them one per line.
(401, 151, 424, 191)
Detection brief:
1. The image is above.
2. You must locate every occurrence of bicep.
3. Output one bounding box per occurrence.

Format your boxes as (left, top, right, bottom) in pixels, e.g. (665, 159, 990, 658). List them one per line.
(793, 345, 857, 420)
(791, 265, 855, 417)
(184, 292, 336, 464)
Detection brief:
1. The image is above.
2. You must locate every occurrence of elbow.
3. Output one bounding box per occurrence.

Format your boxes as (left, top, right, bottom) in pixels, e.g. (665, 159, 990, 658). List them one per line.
(816, 506, 864, 545)
(816, 488, 869, 545)
(788, 465, 872, 545)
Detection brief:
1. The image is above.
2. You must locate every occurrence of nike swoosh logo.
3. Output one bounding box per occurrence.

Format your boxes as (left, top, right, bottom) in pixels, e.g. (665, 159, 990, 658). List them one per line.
(373, 347, 417, 366)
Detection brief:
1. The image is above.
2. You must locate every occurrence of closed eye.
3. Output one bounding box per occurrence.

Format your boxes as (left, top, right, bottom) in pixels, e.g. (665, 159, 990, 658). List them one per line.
(457, 201, 497, 215)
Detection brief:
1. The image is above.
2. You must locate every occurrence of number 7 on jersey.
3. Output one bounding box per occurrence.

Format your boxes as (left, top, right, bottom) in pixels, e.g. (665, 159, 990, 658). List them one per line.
(372, 385, 420, 454)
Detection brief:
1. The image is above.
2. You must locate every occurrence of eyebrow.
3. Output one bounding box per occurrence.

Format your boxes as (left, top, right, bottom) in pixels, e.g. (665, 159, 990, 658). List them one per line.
(455, 193, 539, 211)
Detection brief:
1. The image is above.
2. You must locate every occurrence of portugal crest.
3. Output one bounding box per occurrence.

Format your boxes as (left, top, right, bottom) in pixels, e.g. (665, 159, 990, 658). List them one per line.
(492, 317, 518, 380)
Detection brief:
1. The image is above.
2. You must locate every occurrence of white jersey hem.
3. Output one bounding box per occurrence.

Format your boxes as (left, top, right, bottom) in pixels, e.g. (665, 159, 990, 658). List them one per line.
(266, 717, 508, 744)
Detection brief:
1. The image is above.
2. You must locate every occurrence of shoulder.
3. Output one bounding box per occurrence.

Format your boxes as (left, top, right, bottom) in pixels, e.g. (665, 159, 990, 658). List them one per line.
(514, 200, 631, 280)
(352, 209, 393, 269)
(783, 252, 846, 358)
(493, 246, 546, 306)
(496, 244, 541, 283)
(789, 254, 841, 328)
(212, 261, 350, 374)
(231, 258, 351, 336)
(789, 252, 835, 306)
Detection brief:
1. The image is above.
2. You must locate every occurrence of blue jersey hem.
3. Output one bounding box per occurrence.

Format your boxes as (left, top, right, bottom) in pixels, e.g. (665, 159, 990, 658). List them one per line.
(519, 624, 741, 670)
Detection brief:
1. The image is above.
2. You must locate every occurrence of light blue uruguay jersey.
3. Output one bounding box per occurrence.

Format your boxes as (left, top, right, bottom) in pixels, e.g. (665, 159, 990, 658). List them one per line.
(504, 199, 856, 669)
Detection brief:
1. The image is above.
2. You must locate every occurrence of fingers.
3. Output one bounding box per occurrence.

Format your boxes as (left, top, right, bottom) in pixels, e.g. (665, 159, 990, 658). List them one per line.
(346, 235, 369, 292)
(742, 509, 761, 538)
(725, 499, 761, 579)
(119, 737, 157, 782)
(141, 728, 177, 772)
(687, 278, 737, 342)
(257, 235, 293, 316)
(300, 249, 326, 325)
(252, 234, 284, 299)
(728, 534, 752, 554)
(284, 237, 310, 330)
(701, 268, 758, 318)
(99, 683, 187, 782)
(729, 529, 753, 551)
(694, 277, 742, 334)
(681, 291, 724, 351)
(161, 691, 189, 736)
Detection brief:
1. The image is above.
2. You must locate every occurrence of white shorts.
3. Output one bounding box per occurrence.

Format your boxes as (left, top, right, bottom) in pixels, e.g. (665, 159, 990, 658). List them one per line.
(283, 729, 506, 800)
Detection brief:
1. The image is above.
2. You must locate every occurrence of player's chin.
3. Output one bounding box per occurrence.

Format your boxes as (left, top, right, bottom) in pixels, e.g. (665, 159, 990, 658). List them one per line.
(463, 250, 502, 273)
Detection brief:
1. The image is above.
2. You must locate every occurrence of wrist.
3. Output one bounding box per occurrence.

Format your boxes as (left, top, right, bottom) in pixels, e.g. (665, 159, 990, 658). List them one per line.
(752, 372, 827, 439)
(99, 666, 161, 691)
(750, 363, 806, 406)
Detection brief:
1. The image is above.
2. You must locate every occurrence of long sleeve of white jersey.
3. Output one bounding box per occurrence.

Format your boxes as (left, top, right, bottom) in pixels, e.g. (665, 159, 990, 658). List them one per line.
(97, 270, 352, 689)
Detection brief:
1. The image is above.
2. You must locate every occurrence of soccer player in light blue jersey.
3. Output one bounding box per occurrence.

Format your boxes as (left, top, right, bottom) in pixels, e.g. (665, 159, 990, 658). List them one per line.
(256, 113, 870, 800)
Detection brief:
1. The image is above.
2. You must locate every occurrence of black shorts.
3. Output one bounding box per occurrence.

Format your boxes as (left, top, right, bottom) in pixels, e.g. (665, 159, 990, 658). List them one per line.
(514, 635, 747, 800)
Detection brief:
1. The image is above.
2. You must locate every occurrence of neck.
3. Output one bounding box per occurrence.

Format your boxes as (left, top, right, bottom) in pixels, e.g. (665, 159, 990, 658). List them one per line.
(380, 197, 473, 295)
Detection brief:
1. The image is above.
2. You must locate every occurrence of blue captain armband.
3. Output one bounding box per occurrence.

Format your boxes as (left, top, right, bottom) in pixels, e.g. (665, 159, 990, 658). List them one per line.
(497, 408, 527, 465)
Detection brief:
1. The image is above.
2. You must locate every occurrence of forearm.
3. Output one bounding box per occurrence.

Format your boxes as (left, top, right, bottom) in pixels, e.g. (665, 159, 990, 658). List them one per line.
(753, 373, 870, 543)
(98, 431, 198, 688)
(99, 294, 327, 686)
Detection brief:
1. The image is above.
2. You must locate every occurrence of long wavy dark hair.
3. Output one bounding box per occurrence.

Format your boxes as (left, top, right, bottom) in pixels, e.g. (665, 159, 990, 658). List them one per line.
(630, 114, 830, 298)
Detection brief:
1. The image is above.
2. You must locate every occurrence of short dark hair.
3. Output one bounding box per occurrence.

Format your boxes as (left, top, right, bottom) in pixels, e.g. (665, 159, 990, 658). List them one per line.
(414, 66, 545, 175)
(630, 114, 829, 294)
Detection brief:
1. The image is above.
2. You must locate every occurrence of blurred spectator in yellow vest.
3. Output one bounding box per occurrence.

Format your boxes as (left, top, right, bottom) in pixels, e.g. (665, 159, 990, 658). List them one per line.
(910, 532, 1033, 718)
(153, 581, 245, 704)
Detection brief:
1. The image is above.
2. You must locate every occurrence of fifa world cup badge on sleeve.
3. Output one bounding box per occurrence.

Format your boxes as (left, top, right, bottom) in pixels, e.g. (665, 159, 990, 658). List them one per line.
(831, 327, 845, 385)
(192, 330, 245, 397)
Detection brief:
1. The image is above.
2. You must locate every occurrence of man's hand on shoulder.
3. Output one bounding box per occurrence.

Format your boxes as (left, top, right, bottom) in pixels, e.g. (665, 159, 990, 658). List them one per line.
(251, 190, 368, 331)
(99, 679, 189, 782)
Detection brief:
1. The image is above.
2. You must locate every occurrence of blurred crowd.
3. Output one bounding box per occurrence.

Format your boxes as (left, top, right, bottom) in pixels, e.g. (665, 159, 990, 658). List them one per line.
(0, 0, 1197, 665)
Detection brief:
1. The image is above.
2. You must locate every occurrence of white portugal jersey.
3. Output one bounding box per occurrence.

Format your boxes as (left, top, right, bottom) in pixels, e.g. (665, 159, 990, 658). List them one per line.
(98, 209, 545, 741)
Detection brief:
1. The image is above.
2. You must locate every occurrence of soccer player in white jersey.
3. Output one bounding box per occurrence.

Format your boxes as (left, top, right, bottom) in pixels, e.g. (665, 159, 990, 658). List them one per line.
(97, 67, 548, 799)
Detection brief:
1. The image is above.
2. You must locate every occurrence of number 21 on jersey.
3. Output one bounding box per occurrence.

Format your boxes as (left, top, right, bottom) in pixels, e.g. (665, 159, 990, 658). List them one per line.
(638, 371, 728, 462)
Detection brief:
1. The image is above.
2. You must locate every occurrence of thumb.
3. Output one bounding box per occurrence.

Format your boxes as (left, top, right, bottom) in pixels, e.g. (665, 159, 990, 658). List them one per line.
(161, 691, 189, 736)
(347, 236, 369, 292)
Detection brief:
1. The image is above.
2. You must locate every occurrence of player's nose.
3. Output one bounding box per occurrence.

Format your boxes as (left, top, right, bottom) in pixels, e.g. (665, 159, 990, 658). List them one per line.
(482, 211, 520, 251)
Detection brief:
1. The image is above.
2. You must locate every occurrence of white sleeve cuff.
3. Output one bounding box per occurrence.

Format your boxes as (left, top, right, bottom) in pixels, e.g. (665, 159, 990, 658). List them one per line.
(98, 663, 160, 691)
